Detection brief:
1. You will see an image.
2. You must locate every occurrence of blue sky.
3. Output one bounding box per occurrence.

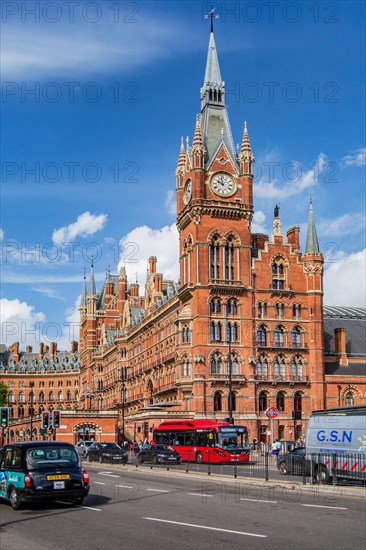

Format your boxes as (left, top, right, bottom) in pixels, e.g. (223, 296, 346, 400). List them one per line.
(1, 0, 365, 350)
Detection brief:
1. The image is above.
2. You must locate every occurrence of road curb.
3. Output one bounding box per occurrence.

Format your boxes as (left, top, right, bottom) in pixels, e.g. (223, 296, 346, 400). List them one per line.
(83, 460, 366, 499)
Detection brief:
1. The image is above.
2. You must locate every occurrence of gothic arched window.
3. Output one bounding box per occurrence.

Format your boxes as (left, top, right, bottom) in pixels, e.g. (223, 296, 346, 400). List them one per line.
(210, 235, 221, 279)
(292, 326, 301, 347)
(291, 355, 303, 380)
(210, 352, 222, 374)
(214, 392, 222, 411)
(224, 237, 235, 280)
(345, 391, 354, 406)
(276, 391, 285, 411)
(274, 355, 286, 379)
(258, 391, 267, 412)
(257, 325, 267, 347)
(182, 357, 191, 377)
(294, 392, 302, 411)
(274, 326, 285, 347)
(256, 354, 268, 379)
(272, 258, 285, 289)
(209, 298, 221, 314)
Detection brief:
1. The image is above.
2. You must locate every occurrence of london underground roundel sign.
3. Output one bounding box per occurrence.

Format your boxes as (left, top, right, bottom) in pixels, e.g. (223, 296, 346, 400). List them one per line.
(265, 407, 279, 419)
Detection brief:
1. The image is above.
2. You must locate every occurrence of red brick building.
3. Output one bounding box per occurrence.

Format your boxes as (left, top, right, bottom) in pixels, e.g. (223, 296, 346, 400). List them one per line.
(1, 27, 365, 445)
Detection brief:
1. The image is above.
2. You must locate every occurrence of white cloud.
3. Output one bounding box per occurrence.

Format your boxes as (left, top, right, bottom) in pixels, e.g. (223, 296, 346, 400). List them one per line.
(255, 153, 327, 199)
(118, 224, 179, 285)
(0, 229, 4, 241)
(0, 298, 46, 348)
(318, 212, 366, 237)
(165, 190, 176, 216)
(342, 147, 366, 167)
(31, 286, 66, 300)
(52, 211, 107, 245)
(252, 210, 268, 233)
(2, 17, 189, 78)
(323, 249, 366, 306)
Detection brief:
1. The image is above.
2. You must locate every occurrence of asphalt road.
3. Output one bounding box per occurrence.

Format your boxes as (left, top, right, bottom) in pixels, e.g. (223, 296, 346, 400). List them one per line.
(1, 465, 365, 550)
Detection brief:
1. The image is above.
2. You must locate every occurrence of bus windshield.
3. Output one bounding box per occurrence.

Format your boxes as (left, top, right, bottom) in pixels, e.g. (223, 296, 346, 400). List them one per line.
(217, 427, 249, 451)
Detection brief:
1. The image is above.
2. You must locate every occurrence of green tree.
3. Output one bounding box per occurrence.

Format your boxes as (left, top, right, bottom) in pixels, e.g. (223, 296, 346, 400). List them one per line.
(0, 382, 8, 407)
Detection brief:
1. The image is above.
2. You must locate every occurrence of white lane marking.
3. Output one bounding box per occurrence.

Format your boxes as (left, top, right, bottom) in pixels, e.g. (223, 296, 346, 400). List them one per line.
(116, 485, 134, 489)
(240, 498, 277, 504)
(79, 506, 102, 511)
(93, 482, 106, 485)
(142, 517, 266, 538)
(187, 493, 213, 497)
(147, 488, 170, 493)
(98, 473, 120, 478)
(302, 504, 348, 510)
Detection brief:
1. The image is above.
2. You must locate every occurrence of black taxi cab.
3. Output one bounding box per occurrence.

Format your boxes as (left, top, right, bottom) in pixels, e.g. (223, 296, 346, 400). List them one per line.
(0, 441, 90, 510)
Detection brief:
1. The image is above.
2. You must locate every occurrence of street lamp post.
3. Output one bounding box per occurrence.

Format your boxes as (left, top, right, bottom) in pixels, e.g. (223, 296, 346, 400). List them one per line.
(226, 313, 234, 425)
(120, 366, 131, 441)
(29, 381, 34, 441)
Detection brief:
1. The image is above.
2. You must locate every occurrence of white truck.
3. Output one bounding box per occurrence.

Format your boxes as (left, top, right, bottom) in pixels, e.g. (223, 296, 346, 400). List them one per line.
(305, 405, 366, 483)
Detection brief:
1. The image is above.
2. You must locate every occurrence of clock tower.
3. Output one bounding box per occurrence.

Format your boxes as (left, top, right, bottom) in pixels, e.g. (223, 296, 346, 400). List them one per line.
(175, 24, 256, 416)
(176, 26, 254, 288)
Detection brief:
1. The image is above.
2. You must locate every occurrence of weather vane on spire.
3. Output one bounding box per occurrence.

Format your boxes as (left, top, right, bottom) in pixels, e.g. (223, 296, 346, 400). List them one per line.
(205, 6, 219, 33)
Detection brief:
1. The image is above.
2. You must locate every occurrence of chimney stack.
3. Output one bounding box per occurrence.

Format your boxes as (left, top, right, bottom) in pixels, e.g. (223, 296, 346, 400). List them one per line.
(26, 345, 33, 353)
(149, 256, 157, 274)
(39, 342, 44, 358)
(130, 283, 139, 297)
(50, 342, 57, 360)
(287, 226, 300, 252)
(71, 340, 78, 353)
(334, 327, 348, 366)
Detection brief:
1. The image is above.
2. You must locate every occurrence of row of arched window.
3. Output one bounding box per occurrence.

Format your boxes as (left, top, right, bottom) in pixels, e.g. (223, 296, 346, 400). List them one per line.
(256, 354, 303, 379)
(210, 352, 239, 375)
(209, 298, 237, 315)
(258, 391, 302, 412)
(258, 302, 302, 319)
(210, 322, 239, 342)
(257, 325, 303, 348)
(8, 390, 79, 404)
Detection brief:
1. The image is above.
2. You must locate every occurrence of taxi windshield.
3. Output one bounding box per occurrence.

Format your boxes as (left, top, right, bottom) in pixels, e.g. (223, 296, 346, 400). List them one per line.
(26, 446, 79, 468)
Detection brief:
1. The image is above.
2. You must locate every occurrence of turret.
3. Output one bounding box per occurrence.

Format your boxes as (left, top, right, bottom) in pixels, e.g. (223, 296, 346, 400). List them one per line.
(238, 121, 254, 175)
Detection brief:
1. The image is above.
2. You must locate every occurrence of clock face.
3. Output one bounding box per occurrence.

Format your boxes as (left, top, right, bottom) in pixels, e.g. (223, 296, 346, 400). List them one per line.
(185, 179, 192, 203)
(210, 173, 236, 197)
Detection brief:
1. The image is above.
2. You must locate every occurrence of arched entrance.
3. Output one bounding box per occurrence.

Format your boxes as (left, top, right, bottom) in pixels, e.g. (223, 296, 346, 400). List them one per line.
(74, 422, 102, 443)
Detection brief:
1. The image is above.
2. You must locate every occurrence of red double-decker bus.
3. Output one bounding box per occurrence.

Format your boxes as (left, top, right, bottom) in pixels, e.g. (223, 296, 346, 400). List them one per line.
(153, 420, 250, 463)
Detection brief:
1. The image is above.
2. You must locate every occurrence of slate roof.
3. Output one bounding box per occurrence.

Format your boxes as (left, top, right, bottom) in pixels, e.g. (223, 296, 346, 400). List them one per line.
(323, 305, 366, 358)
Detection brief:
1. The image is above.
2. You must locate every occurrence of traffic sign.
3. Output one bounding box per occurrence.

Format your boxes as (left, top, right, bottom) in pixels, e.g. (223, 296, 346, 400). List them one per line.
(265, 406, 279, 419)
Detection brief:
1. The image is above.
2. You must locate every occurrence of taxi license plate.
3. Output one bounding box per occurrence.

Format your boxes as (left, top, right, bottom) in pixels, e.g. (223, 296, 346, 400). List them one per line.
(47, 474, 70, 480)
(53, 481, 65, 489)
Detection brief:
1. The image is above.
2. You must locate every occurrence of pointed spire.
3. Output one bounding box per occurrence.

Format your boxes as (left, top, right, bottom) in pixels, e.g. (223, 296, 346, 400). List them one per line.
(204, 29, 222, 85)
(80, 268, 87, 306)
(238, 121, 255, 172)
(305, 199, 320, 254)
(175, 137, 186, 176)
(89, 259, 96, 295)
(191, 115, 205, 169)
(192, 115, 203, 147)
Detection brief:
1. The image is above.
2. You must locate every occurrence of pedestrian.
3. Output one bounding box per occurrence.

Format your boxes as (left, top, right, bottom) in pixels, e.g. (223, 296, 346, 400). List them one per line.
(271, 439, 280, 461)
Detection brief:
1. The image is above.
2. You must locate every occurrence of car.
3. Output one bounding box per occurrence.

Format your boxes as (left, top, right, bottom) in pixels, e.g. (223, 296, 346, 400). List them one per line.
(75, 440, 94, 458)
(137, 444, 181, 464)
(87, 442, 128, 464)
(0, 441, 89, 510)
(277, 447, 310, 476)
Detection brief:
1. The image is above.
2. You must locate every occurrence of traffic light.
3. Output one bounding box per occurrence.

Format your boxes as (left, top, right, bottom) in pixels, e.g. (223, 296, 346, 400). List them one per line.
(41, 411, 50, 430)
(52, 410, 61, 429)
(1, 407, 9, 428)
